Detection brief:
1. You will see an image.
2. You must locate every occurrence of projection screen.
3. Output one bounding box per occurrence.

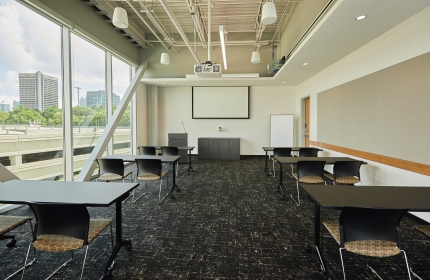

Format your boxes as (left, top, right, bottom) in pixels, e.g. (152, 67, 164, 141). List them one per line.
(192, 87, 250, 119)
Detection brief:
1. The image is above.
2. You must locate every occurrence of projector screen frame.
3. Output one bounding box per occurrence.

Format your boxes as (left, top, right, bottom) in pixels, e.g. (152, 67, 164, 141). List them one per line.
(192, 86, 250, 119)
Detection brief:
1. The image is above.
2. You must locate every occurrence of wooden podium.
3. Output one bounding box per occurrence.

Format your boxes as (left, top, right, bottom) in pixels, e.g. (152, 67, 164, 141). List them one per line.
(168, 133, 188, 163)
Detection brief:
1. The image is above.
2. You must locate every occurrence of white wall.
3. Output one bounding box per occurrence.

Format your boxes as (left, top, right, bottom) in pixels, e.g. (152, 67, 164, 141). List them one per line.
(156, 86, 296, 155)
(296, 6, 430, 221)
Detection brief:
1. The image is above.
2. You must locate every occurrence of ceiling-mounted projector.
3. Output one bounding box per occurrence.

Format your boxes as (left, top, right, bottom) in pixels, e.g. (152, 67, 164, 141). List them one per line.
(194, 61, 222, 78)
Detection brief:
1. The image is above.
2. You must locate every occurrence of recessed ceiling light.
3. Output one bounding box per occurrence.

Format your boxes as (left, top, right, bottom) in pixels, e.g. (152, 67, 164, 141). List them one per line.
(356, 15, 366, 20)
(303, 62, 308, 66)
(163, 83, 167, 85)
(282, 82, 285, 84)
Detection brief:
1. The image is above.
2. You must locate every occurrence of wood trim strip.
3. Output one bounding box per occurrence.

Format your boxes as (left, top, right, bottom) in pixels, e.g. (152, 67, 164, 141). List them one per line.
(310, 141, 430, 176)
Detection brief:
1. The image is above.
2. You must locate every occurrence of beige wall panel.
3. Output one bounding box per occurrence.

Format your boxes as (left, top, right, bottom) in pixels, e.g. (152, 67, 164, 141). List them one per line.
(318, 52, 430, 165)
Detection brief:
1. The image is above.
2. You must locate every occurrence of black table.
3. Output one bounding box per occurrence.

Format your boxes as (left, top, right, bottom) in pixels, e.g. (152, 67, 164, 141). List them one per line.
(0, 180, 139, 279)
(261, 147, 323, 174)
(103, 155, 181, 198)
(154, 146, 195, 175)
(301, 184, 430, 279)
(274, 156, 363, 198)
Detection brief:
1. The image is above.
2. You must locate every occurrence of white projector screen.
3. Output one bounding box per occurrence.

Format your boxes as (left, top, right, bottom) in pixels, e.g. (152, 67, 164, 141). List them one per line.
(192, 87, 249, 119)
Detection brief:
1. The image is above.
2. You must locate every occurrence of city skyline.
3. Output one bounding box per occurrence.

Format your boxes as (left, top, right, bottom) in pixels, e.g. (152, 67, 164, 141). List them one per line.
(0, 0, 131, 109)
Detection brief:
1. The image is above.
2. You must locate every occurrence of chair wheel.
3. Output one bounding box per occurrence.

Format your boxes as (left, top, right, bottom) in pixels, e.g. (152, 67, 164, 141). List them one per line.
(318, 271, 328, 280)
(6, 239, 16, 248)
(125, 244, 132, 251)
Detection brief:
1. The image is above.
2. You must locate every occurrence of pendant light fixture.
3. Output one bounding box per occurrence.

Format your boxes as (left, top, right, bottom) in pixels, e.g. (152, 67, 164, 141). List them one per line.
(251, 50, 260, 63)
(160, 52, 170, 65)
(261, 1, 277, 25)
(112, 7, 128, 29)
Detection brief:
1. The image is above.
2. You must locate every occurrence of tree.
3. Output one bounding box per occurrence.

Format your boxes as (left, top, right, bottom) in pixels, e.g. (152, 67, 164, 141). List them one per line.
(6, 105, 46, 125)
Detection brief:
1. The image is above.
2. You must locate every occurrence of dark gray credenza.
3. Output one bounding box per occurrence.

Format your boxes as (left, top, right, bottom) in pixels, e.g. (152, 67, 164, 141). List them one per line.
(198, 138, 240, 160)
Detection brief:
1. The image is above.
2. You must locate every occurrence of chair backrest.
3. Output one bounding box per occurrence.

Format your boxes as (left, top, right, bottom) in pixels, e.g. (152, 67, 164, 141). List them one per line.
(161, 146, 178, 156)
(339, 207, 407, 247)
(333, 161, 363, 180)
(273, 148, 292, 157)
(138, 146, 156, 155)
(135, 158, 162, 177)
(299, 147, 319, 157)
(28, 202, 89, 242)
(297, 160, 326, 179)
(96, 158, 124, 176)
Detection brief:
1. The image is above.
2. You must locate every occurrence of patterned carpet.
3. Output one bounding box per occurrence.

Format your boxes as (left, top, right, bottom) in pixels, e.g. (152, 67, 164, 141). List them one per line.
(0, 156, 429, 279)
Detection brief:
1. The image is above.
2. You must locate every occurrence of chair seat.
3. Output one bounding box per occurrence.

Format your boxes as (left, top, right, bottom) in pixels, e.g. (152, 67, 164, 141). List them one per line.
(98, 171, 131, 181)
(415, 225, 430, 237)
(323, 221, 401, 257)
(137, 171, 167, 181)
(0, 216, 32, 235)
(292, 173, 324, 183)
(33, 234, 84, 252)
(88, 219, 112, 243)
(33, 218, 112, 252)
(323, 221, 341, 244)
(344, 240, 401, 257)
(325, 173, 360, 184)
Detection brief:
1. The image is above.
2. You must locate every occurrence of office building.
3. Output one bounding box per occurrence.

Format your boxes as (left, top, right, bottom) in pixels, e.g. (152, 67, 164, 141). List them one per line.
(84, 90, 120, 108)
(0, 103, 10, 112)
(12, 101, 20, 109)
(19, 71, 58, 112)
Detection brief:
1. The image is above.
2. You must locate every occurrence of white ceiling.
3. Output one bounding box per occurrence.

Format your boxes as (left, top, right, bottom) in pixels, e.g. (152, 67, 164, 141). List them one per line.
(138, 0, 430, 87)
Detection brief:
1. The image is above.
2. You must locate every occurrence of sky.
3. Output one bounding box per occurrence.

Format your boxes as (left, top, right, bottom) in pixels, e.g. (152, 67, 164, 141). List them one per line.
(0, 0, 130, 109)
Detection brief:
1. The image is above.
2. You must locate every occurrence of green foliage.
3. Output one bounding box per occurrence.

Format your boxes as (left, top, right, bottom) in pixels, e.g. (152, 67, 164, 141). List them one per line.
(4, 104, 131, 127)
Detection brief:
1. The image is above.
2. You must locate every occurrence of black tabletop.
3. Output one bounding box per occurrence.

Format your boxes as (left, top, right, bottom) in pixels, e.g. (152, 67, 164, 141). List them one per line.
(301, 184, 430, 211)
(275, 156, 363, 164)
(103, 155, 181, 163)
(0, 180, 139, 207)
(262, 147, 323, 152)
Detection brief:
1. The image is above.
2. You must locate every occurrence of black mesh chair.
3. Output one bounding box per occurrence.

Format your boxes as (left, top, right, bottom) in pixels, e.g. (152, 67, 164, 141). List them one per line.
(161, 146, 180, 176)
(325, 161, 363, 185)
(95, 158, 132, 182)
(322, 207, 411, 280)
(138, 146, 156, 155)
(291, 160, 326, 206)
(270, 148, 292, 177)
(135, 159, 169, 204)
(291, 147, 320, 174)
(22, 203, 113, 280)
(0, 215, 34, 280)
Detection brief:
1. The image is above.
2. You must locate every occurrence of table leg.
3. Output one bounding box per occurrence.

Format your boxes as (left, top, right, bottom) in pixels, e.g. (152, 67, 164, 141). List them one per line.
(277, 163, 285, 199)
(187, 149, 193, 175)
(102, 198, 132, 278)
(304, 202, 328, 279)
(264, 151, 268, 173)
(170, 161, 180, 198)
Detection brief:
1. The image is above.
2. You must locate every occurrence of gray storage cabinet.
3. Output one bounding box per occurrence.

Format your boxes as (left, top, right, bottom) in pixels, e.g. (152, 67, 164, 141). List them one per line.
(198, 138, 240, 160)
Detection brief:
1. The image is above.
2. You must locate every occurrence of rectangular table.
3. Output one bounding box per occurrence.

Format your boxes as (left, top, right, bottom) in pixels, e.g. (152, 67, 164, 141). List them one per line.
(274, 156, 364, 198)
(301, 184, 430, 278)
(0, 180, 139, 279)
(261, 147, 323, 173)
(154, 146, 195, 175)
(102, 155, 181, 199)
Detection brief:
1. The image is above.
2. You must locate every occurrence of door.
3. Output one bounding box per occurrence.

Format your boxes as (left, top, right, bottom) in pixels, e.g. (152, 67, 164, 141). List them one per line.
(229, 139, 240, 160)
(218, 140, 230, 160)
(304, 97, 310, 147)
(207, 139, 219, 159)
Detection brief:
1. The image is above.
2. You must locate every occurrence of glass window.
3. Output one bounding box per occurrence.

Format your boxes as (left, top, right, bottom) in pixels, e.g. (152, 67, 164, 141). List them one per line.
(112, 56, 131, 155)
(71, 34, 106, 177)
(0, 0, 62, 181)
